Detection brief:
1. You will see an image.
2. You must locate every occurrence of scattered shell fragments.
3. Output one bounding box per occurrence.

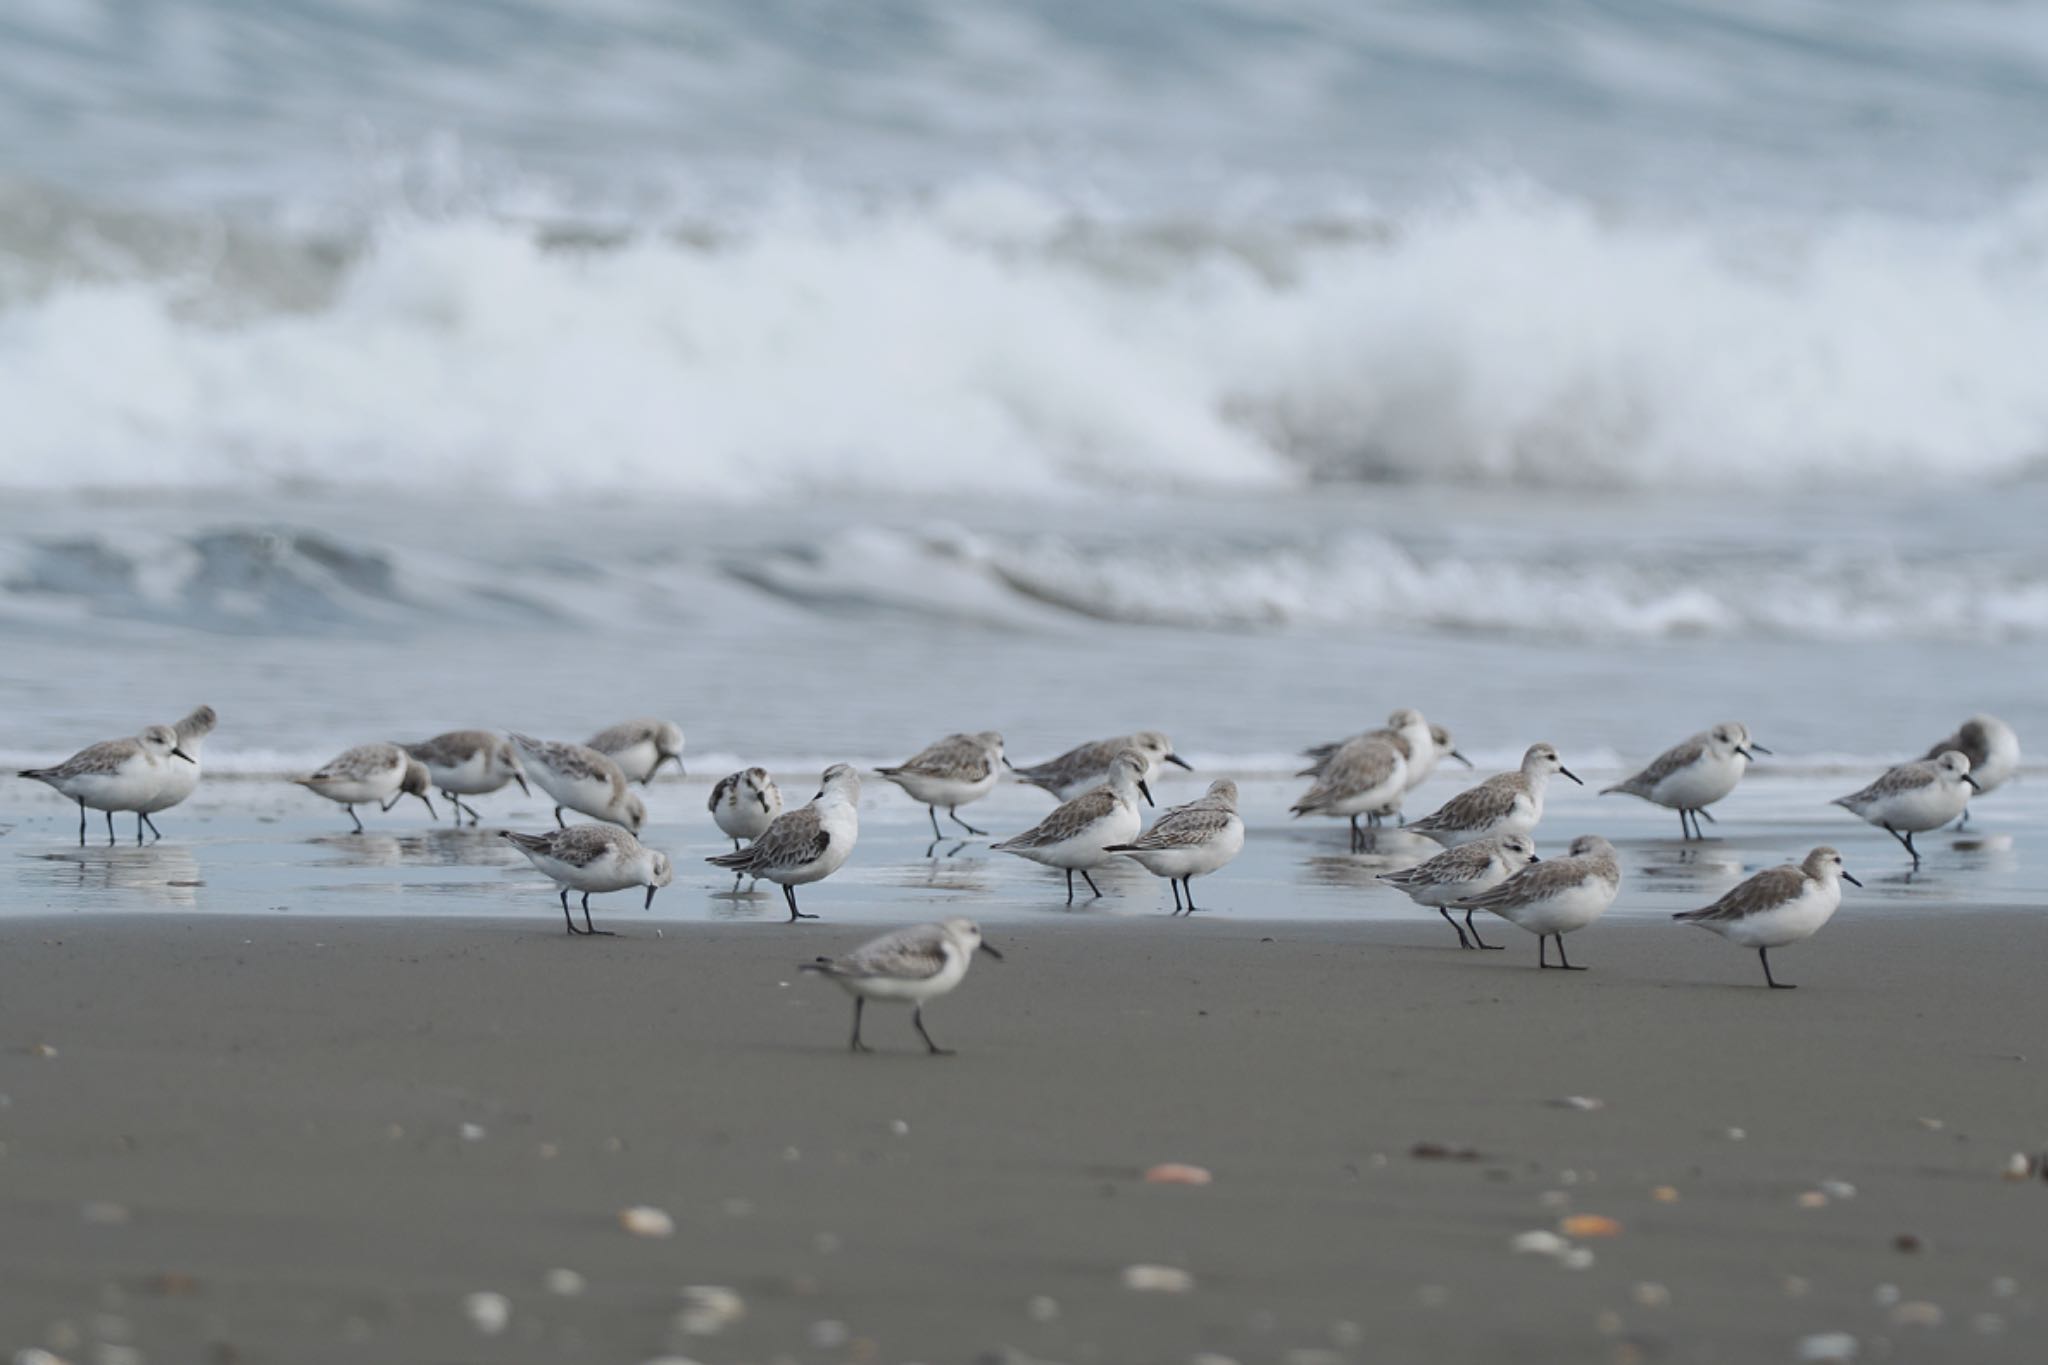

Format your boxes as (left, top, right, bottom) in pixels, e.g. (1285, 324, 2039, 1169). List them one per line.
(1551, 1096, 1605, 1111)
(676, 1286, 746, 1336)
(1651, 1186, 1681, 1203)
(1631, 1282, 1671, 1308)
(1819, 1180, 1856, 1200)
(462, 1292, 511, 1336)
(459, 1123, 486, 1142)
(618, 1206, 675, 1238)
(1796, 1191, 1830, 1209)
(544, 1269, 586, 1297)
(1559, 1215, 1622, 1239)
(1512, 1231, 1570, 1257)
(1121, 1264, 1196, 1293)
(1143, 1163, 1214, 1186)
(1796, 1332, 1858, 1361)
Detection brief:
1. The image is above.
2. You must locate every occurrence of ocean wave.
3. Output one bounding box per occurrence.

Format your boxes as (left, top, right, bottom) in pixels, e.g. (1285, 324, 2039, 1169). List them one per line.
(5, 179, 2048, 500)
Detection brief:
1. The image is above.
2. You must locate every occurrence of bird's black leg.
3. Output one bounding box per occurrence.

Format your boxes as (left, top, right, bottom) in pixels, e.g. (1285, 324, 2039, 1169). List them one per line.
(1956, 806, 1971, 830)
(1182, 878, 1199, 913)
(1553, 934, 1586, 970)
(560, 888, 584, 935)
(1696, 807, 1718, 824)
(1064, 869, 1076, 906)
(947, 806, 986, 836)
(784, 884, 816, 922)
(102, 809, 115, 846)
(1170, 879, 1183, 914)
(927, 806, 944, 840)
(134, 813, 145, 845)
(1348, 814, 1362, 852)
(1884, 825, 1919, 868)
(553, 804, 566, 829)
(1678, 809, 1692, 839)
(1539, 933, 1550, 968)
(580, 892, 615, 937)
(77, 798, 87, 847)
(1760, 947, 1794, 989)
(912, 1005, 953, 1056)
(849, 997, 869, 1052)
(732, 837, 742, 852)
(1080, 869, 1103, 899)
(346, 804, 364, 834)
(1440, 906, 1474, 949)
(141, 812, 162, 842)
(1465, 909, 1502, 949)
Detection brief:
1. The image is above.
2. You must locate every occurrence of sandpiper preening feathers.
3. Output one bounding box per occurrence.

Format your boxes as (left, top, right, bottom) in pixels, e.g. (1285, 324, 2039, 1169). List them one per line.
(509, 733, 646, 833)
(1456, 833, 1620, 970)
(800, 917, 1002, 1054)
(706, 764, 861, 921)
(20, 724, 195, 846)
(1105, 778, 1244, 914)
(1012, 730, 1189, 802)
(1673, 846, 1860, 988)
(993, 748, 1151, 904)
(876, 731, 1008, 838)
(1378, 833, 1540, 950)
(586, 718, 686, 784)
(1291, 734, 1408, 851)
(1920, 714, 2018, 825)
(1602, 721, 1766, 839)
(501, 824, 673, 936)
(1408, 743, 1582, 848)
(403, 730, 529, 825)
(293, 743, 436, 833)
(1832, 750, 1978, 868)
(1300, 711, 1467, 795)
(709, 767, 782, 849)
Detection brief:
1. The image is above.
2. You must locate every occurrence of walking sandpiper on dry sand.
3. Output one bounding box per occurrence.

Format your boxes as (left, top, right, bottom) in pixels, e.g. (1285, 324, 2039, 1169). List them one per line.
(801, 917, 1003, 1054)
(501, 823, 673, 936)
(1673, 846, 1860, 988)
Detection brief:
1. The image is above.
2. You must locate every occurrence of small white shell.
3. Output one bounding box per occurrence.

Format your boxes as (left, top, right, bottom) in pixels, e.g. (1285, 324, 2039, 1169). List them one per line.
(618, 1205, 675, 1238)
(1121, 1264, 1196, 1293)
(676, 1286, 746, 1336)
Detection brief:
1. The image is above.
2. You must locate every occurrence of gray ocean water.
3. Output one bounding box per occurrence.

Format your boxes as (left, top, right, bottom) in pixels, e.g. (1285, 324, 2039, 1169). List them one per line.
(2, 2, 2043, 911)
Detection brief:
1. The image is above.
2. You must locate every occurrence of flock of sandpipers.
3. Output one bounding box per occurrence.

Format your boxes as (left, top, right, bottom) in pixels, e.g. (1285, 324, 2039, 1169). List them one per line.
(13, 707, 2022, 1052)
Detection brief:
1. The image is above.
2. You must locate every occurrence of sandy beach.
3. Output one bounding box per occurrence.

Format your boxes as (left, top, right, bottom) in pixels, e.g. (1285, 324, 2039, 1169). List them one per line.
(3, 901, 2043, 1365)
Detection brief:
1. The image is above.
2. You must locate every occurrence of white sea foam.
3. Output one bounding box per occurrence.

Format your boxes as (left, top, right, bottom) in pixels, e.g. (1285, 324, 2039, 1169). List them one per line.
(5, 181, 2048, 501)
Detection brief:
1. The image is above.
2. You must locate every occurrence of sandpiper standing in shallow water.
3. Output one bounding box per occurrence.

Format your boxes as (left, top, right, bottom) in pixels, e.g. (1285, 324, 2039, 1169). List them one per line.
(131, 704, 217, 841)
(876, 731, 1008, 837)
(293, 743, 436, 833)
(1832, 750, 1977, 869)
(1602, 721, 1766, 839)
(710, 767, 782, 850)
(1105, 778, 1245, 913)
(801, 917, 1002, 1054)
(1457, 834, 1620, 970)
(706, 764, 861, 921)
(1674, 846, 1860, 988)
(586, 718, 686, 785)
(1378, 833, 1540, 949)
(1920, 714, 2018, 825)
(20, 725, 194, 846)
(1291, 734, 1409, 851)
(1012, 730, 1189, 802)
(403, 731, 529, 825)
(1408, 743, 1582, 848)
(509, 733, 646, 832)
(993, 749, 1150, 903)
(501, 824, 673, 936)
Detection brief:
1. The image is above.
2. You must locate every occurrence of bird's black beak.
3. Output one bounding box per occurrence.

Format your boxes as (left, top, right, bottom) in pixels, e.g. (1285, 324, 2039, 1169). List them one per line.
(1138, 779, 1154, 807)
(1964, 773, 1983, 791)
(979, 942, 1003, 960)
(513, 773, 531, 797)
(417, 792, 437, 819)
(1449, 749, 1474, 768)
(1528, 854, 1541, 863)
(666, 753, 687, 778)
(1001, 755, 1015, 770)
(172, 747, 195, 763)
(1165, 753, 1193, 770)
(1560, 767, 1585, 786)
(1748, 742, 1772, 755)
(1841, 870, 1863, 887)
(757, 792, 771, 812)
(1735, 747, 1753, 760)
(645, 883, 659, 909)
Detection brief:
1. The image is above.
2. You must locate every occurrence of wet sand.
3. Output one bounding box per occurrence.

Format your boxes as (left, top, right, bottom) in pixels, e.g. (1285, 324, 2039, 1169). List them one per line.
(2, 905, 2043, 1365)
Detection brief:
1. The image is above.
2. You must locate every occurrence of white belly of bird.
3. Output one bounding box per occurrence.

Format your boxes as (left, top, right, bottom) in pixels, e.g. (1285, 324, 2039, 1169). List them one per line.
(1402, 750, 1439, 792)
(1015, 800, 1141, 871)
(529, 849, 639, 894)
(1437, 790, 1537, 847)
(837, 955, 969, 1003)
(1320, 767, 1407, 819)
(58, 759, 166, 813)
(603, 739, 663, 783)
(1856, 782, 1969, 833)
(137, 748, 203, 815)
(428, 751, 508, 796)
(1405, 865, 1509, 909)
(305, 768, 401, 807)
(1128, 820, 1244, 879)
(1647, 754, 1745, 811)
(1709, 882, 1841, 949)
(1491, 878, 1614, 936)
(714, 797, 776, 842)
(527, 763, 616, 821)
(889, 769, 997, 809)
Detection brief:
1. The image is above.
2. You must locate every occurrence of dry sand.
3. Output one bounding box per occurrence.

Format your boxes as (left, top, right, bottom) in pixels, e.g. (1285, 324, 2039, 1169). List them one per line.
(2, 910, 2043, 1364)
